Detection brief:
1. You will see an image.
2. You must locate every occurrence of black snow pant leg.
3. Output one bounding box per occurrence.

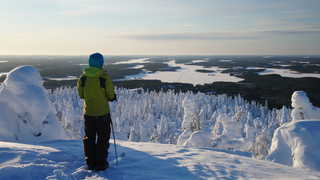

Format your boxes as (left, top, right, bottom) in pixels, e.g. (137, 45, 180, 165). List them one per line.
(83, 115, 97, 168)
(95, 114, 111, 167)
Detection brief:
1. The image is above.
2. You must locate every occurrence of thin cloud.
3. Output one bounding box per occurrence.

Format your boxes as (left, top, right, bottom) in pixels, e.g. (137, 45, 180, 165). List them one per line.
(126, 33, 259, 41)
(261, 30, 320, 35)
(125, 30, 320, 41)
(58, 5, 125, 16)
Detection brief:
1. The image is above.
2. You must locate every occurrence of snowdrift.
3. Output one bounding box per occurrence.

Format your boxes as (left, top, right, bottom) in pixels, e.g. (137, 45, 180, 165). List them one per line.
(267, 91, 320, 171)
(0, 66, 67, 142)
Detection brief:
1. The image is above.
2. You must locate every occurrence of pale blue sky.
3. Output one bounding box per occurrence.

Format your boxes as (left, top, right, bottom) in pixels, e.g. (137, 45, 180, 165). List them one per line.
(1, 0, 319, 55)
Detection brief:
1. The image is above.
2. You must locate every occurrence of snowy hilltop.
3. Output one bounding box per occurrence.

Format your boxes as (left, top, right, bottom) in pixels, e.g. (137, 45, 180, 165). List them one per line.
(267, 91, 320, 171)
(1, 66, 320, 179)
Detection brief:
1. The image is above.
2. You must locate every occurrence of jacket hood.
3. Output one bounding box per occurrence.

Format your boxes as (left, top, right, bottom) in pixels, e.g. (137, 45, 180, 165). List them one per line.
(84, 67, 103, 77)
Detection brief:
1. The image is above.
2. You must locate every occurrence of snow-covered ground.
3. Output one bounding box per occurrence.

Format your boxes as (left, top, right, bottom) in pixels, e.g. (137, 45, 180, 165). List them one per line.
(141, 60, 243, 85)
(258, 68, 320, 78)
(1, 140, 320, 180)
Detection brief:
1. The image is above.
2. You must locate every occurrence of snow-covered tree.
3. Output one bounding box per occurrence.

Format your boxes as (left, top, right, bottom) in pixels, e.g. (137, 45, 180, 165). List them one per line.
(47, 86, 293, 157)
(0, 66, 68, 142)
(291, 91, 320, 120)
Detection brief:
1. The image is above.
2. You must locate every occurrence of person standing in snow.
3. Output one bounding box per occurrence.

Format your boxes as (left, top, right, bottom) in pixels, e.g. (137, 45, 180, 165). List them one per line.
(77, 53, 117, 171)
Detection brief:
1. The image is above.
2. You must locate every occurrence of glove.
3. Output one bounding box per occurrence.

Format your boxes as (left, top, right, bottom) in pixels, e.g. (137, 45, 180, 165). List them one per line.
(109, 94, 117, 102)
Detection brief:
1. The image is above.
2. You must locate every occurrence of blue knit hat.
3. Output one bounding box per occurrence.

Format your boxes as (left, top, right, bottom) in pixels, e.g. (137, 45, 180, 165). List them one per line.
(89, 53, 104, 68)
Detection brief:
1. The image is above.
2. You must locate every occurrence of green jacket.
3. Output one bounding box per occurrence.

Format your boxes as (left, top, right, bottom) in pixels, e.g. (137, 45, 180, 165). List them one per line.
(77, 67, 116, 116)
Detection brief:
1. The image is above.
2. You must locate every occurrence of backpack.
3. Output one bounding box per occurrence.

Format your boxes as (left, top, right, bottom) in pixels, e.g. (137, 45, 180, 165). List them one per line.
(80, 76, 105, 89)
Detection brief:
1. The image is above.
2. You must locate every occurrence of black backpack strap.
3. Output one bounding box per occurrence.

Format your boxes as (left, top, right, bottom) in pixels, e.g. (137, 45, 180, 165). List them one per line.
(80, 76, 87, 87)
(81, 75, 105, 89)
(99, 77, 106, 89)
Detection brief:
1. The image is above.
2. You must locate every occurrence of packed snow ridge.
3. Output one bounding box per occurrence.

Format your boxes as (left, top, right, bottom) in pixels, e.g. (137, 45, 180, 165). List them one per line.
(1, 66, 320, 179)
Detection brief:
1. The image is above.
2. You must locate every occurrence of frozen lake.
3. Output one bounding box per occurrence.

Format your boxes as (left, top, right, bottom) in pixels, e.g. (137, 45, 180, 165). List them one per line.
(258, 68, 320, 78)
(113, 58, 150, 64)
(130, 65, 145, 69)
(123, 60, 244, 85)
(46, 76, 78, 81)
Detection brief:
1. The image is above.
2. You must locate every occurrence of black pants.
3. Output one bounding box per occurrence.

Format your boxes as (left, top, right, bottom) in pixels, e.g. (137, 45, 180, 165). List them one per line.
(83, 114, 111, 167)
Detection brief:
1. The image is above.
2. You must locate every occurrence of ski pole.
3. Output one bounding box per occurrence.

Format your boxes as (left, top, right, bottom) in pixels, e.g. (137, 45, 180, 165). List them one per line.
(110, 119, 118, 166)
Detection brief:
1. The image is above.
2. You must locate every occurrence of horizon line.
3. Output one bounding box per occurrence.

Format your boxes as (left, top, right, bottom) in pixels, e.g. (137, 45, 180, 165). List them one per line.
(0, 54, 320, 57)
